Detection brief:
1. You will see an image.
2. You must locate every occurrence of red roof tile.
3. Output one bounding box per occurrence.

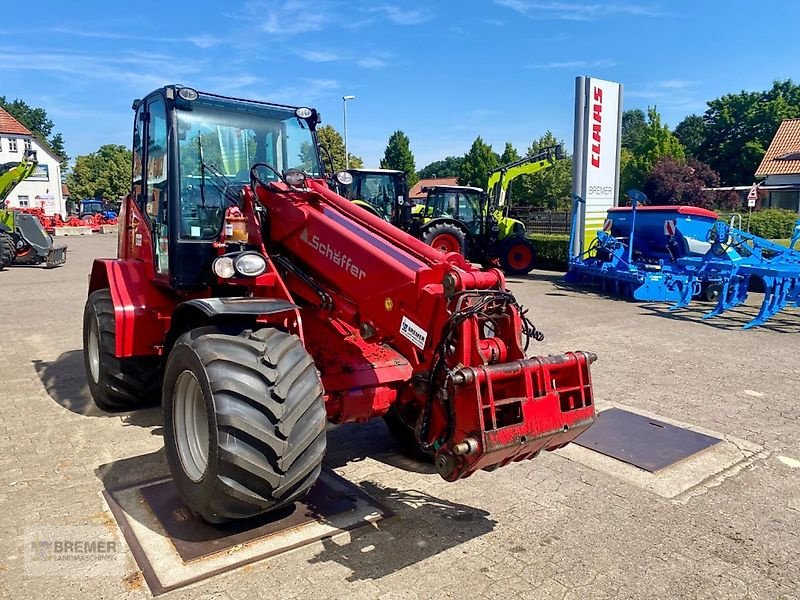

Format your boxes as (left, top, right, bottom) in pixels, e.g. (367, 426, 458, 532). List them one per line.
(755, 118, 800, 177)
(0, 108, 31, 136)
(409, 177, 459, 199)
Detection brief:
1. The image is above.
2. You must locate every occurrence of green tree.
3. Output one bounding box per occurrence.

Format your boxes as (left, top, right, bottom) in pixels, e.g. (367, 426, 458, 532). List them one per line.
(380, 130, 418, 187)
(500, 142, 521, 165)
(674, 114, 706, 158)
(621, 109, 647, 150)
(66, 144, 132, 200)
(514, 131, 572, 209)
(458, 136, 499, 188)
(696, 79, 800, 184)
(302, 125, 363, 173)
(620, 107, 685, 200)
(417, 155, 464, 179)
(0, 97, 69, 165)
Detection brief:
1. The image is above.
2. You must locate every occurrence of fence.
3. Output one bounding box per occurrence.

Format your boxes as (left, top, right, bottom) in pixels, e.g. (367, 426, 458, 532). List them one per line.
(509, 208, 571, 235)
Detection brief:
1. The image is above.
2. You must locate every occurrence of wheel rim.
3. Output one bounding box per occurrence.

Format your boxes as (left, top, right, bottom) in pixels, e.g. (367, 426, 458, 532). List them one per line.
(430, 233, 461, 254)
(173, 370, 210, 483)
(88, 319, 100, 384)
(507, 243, 533, 271)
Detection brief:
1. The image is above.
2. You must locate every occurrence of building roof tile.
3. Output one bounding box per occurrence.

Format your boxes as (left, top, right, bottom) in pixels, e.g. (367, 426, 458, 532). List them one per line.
(409, 177, 459, 199)
(0, 108, 32, 136)
(756, 118, 800, 177)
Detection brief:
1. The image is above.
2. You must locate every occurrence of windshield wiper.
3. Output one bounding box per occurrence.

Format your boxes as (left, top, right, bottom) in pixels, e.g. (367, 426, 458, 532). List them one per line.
(197, 136, 240, 207)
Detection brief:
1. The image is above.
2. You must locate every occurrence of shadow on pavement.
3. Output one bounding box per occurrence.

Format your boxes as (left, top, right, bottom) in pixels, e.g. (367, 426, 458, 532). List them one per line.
(324, 420, 437, 476)
(32, 348, 162, 429)
(308, 480, 496, 582)
(639, 303, 799, 333)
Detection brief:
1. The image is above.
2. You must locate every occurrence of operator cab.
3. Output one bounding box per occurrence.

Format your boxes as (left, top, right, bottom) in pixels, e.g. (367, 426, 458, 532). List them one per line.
(335, 168, 409, 226)
(130, 85, 322, 288)
(416, 185, 486, 235)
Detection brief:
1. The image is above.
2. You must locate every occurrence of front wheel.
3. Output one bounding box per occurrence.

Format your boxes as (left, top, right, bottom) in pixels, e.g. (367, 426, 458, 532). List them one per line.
(162, 327, 327, 523)
(421, 223, 467, 257)
(499, 237, 537, 275)
(0, 232, 13, 269)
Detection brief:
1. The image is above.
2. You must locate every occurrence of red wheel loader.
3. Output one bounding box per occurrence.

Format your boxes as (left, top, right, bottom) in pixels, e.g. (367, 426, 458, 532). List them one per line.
(83, 86, 597, 523)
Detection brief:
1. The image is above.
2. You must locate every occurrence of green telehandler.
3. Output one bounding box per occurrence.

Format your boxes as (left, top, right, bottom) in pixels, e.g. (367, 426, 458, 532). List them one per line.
(409, 145, 565, 275)
(0, 149, 67, 269)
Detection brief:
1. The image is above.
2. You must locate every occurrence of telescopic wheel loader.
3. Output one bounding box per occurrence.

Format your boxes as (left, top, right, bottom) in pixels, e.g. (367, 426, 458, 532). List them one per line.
(0, 148, 67, 269)
(83, 86, 596, 523)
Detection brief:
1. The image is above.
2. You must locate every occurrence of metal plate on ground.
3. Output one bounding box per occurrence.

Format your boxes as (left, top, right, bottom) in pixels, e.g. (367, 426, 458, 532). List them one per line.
(104, 469, 391, 596)
(574, 407, 722, 472)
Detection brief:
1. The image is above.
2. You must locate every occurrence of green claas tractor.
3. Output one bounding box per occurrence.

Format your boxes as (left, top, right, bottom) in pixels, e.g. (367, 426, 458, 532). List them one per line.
(410, 145, 564, 275)
(333, 168, 411, 225)
(0, 149, 67, 269)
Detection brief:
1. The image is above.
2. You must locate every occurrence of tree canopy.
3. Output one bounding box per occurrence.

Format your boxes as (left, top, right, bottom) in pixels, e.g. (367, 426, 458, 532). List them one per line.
(0, 97, 68, 165)
(514, 131, 572, 209)
(66, 144, 132, 200)
(621, 109, 647, 150)
(458, 136, 499, 188)
(620, 107, 685, 200)
(695, 79, 800, 185)
(642, 156, 719, 209)
(380, 130, 418, 187)
(674, 114, 706, 158)
(417, 155, 464, 179)
(308, 125, 363, 173)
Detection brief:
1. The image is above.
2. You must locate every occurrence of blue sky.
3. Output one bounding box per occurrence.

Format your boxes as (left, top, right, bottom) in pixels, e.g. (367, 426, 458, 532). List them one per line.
(3, 1, 800, 169)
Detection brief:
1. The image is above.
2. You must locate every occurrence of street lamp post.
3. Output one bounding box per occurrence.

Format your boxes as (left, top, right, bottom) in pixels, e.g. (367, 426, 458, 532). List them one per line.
(343, 95, 355, 169)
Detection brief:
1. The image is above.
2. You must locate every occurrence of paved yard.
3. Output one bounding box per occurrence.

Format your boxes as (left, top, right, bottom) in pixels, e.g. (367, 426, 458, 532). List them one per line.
(0, 234, 798, 599)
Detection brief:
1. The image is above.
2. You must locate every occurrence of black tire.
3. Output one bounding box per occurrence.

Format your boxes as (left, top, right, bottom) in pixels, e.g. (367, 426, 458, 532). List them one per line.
(0, 232, 13, 270)
(82, 289, 160, 412)
(162, 327, 327, 523)
(421, 223, 468, 257)
(383, 404, 433, 463)
(12, 244, 41, 265)
(703, 283, 722, 303)
(499, 236, 537, 275)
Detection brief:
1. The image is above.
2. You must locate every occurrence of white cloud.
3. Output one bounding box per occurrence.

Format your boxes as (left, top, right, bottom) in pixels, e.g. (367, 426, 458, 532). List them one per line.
(49, 26, 223, 48)
(531, 58, 617, 69)
(368, 4, 434, 25)
(495, 1, 663, 20)
(357, 56, 388, 69)
(299, 50, 343, 63)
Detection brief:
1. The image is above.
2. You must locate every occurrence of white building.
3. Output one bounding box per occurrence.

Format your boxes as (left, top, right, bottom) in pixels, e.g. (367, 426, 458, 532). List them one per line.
(0, 107, 65, 216)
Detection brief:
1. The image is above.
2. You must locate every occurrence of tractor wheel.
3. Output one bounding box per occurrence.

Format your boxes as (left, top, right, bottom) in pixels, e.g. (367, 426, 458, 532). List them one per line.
(162, 327, 326, 523)
(12, 244, 41, 265)
(422, 223, 467, 256)
(383, 404, 433, 463)
(82, 289, 160, 412)
(499, 236, 537, 275)
(0, 232, 14, 270)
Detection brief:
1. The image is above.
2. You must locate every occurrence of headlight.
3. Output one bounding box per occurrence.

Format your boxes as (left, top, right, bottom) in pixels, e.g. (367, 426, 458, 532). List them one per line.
(212, 256, 235, 278)
(178, 87, 198, 101)
(284, 169, 307, 187)
(235, 253, 267, 277)
(335, 171, 353, 185)
(295, 107, 313, 119)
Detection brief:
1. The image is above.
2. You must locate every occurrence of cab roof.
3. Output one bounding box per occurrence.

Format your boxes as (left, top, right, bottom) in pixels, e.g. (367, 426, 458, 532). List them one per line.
(347, 168, 405, 175)
(423, 185, 484, 193)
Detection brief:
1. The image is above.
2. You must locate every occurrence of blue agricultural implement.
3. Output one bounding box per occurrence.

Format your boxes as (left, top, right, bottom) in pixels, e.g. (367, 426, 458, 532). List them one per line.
(566, 191, 800, 329)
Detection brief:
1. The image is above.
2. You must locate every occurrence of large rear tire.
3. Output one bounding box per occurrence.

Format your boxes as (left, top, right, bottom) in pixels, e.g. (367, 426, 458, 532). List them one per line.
(421, 223, 467, 257)
(162, 327, 326, 523)
(499, 236, 537, 275)
(82, 289, 160, 411)
(0, 232, 13, 270)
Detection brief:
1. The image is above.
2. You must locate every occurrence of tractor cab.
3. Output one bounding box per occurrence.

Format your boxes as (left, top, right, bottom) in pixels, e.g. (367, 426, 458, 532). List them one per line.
(125, 85, 322, 288)
(334, 168, 409, 227)
(413, 185, 486, 236)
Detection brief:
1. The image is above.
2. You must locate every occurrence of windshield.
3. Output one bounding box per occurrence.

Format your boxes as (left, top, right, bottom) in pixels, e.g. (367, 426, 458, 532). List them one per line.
(177, 99, 321, 239)
(341, 173, 400, 221)
(429, 189, 483, 225)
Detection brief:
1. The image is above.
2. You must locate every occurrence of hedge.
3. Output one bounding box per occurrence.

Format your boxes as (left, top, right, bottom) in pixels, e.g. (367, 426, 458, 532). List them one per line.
(746, 209, 799, 240)
(529, 233, 570, 270)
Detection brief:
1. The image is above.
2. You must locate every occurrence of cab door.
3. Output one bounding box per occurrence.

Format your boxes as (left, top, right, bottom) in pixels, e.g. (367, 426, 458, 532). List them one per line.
(142, 95, 170, 279)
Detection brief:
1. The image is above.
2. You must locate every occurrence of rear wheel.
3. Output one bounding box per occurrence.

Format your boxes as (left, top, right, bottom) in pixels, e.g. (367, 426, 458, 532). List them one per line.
(162, 327, 327, 523)
(499, 236, 536, 275)
(422, 223, 467, 256)
(0, 232, 13, 270)
(82, 289, 160, 411)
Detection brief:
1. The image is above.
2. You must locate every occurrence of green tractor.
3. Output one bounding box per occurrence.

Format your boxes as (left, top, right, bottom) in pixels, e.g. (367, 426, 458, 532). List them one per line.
(333, 168, 411, 225)
(0, 149, 67, 269)
(410, 145, 565, 275)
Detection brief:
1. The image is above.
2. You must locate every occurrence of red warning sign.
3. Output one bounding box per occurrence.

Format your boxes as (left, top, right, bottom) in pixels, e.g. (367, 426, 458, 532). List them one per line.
(664, 220, 676, 236)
